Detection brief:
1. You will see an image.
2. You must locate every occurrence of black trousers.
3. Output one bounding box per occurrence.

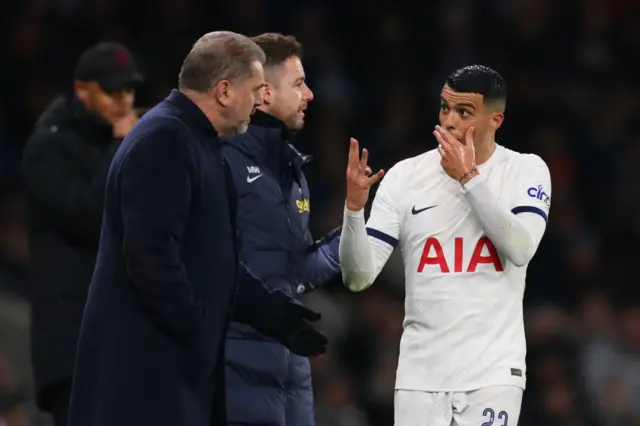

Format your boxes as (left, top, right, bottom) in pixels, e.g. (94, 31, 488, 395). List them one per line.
(39, 381, 72, 426)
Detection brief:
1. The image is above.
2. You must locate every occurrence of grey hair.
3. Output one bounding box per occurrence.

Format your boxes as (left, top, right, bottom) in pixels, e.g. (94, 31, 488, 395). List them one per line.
(178, 31, 266, 93)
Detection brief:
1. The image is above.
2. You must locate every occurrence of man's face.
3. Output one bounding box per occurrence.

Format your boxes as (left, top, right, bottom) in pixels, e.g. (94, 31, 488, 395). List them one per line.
(223, 60, 265, 137)
(75, 81, 135, 125)
(438, 84, 502, 144)
(263, 56, 313, 130)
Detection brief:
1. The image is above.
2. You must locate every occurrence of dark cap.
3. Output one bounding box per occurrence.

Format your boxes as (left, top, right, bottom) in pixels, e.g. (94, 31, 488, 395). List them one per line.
(74, 42, 144, 93)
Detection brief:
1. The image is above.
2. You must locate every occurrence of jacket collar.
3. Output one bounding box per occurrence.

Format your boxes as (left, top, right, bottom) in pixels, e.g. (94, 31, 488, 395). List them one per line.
(166, 89, 219, 139)
(249, 109, 293, 141)
(247, 110, 293, 163)
(227, 110, 312, 171)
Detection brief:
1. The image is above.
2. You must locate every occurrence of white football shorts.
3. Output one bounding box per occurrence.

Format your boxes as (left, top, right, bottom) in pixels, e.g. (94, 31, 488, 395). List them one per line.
(394, 386, 523, 426)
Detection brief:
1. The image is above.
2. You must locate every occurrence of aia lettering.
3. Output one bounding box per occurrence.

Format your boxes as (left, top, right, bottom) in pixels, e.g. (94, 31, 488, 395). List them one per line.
(416, 237, 504, 273)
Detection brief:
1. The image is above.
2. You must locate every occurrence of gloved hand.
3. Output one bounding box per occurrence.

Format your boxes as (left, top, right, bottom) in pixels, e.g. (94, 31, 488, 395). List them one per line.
(250, 290, 328, 357)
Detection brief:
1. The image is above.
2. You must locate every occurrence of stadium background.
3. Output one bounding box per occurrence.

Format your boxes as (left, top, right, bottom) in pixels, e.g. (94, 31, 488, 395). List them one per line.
(0, 0, 639, 425)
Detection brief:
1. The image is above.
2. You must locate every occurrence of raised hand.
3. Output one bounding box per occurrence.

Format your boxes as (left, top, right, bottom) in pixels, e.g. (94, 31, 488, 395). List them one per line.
(345, 138, 384, 212)
(112, 113, 139, 138)
(434, 125, 478, 184)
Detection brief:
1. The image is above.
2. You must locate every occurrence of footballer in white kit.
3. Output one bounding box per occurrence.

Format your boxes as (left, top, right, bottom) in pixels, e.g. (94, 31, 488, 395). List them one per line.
(339, 65, 551, 426)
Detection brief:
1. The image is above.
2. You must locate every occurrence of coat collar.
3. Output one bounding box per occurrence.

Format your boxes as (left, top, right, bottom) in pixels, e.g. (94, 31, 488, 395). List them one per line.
(166, 89, 219, 139)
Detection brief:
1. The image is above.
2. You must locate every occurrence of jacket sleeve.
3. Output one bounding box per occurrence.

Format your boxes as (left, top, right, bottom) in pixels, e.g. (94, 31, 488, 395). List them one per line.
(119, 126, 204, 341)
(232, 263, 286, 326)
(295, 226, 341, 292)
(21, 128, 118, 247)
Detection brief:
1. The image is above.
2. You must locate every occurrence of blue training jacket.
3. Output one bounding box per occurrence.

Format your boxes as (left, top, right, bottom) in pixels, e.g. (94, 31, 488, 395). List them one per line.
(222, 110, 340, 426)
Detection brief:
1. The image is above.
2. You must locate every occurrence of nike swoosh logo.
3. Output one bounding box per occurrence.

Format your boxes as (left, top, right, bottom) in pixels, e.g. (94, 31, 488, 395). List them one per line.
(246, 174, 263, 183)
(412, 205, 437, 215)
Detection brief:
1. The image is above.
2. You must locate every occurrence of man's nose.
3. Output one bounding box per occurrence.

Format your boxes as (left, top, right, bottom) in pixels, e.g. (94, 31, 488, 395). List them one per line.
(304, 85, 314, 102)
(441, 112, 458, 132)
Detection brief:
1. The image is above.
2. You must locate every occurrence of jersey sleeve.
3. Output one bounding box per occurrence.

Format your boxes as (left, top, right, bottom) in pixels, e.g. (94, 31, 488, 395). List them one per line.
(339, 163, 403, 292)
(510, 155, 552, 223)
(364, 165, 402, 248)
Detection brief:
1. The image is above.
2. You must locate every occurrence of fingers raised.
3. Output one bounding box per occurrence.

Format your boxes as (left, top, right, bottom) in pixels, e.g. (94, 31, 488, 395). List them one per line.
(348, 138, 360, 166)
(360, 148, 369, 169)
(368, 169, 385, 185)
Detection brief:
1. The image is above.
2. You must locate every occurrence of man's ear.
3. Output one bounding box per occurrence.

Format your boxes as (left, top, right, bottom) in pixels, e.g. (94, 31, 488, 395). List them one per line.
(490, 112, 504, 131)
(213, 80, 232, 107)
(260, 83, 274, 106)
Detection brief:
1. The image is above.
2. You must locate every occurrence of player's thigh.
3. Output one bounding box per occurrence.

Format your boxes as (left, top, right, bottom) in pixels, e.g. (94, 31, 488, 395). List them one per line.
(453, 386, 523, 426)
(394, 390, 452, 426)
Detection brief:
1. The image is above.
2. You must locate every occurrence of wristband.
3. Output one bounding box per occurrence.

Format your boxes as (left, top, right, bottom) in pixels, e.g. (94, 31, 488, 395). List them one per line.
(459, 167, 478, 184)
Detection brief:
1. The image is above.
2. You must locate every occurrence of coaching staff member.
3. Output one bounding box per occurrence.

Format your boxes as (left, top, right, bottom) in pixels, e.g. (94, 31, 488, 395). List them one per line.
(223, 33, 340, 426)
(20, 42, 143, 426)
(67, 31, 328, 426)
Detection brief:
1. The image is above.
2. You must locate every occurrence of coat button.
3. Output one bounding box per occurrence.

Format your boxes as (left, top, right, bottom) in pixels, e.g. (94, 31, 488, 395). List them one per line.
(296, 284, 305, 294)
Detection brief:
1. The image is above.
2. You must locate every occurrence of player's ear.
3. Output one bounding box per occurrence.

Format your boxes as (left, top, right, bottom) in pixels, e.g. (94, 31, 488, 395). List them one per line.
(490, 112, 504, 131)
(213, 80, 232, 107)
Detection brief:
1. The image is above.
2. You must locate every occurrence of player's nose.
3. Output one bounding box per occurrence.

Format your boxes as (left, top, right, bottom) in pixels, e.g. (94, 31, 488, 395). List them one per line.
(441, 113, 458, 132)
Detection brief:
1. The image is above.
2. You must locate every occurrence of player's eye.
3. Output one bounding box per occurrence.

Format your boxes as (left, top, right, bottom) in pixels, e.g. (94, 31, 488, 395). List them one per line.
(459, 109, 471, 117)
(440, 104, 449, 112)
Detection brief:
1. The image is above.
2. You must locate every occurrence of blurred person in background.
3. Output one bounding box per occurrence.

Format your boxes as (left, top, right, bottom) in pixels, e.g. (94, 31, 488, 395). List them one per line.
(0, 349, 29, 426)
(223, 32, 340, 426)
(19, 42, 143, 426)
(0, 289, 50, 426)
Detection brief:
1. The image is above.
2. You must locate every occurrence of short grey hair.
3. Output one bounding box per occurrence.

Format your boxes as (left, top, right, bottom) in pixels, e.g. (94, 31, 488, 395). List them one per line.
(178, 31, 266, 93)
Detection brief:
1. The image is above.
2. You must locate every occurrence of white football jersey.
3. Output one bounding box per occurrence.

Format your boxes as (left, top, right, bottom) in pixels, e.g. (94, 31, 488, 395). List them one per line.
(365, 144, 551, 392)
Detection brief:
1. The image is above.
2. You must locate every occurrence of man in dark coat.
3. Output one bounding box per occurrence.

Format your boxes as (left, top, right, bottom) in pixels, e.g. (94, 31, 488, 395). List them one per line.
(20, 42, 144, 426)
(223, 33, 341, 426)
(67, 31, 327, 426)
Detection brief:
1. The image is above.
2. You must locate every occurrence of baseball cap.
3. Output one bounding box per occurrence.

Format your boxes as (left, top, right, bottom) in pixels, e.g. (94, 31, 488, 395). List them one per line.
(74, 42, 145, 93)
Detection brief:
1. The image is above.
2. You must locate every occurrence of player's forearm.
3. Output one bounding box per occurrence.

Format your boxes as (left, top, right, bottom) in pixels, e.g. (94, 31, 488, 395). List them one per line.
(339, 207, 382, 291)
(339, 207, 375, 291)
(463, 176, 545, 267)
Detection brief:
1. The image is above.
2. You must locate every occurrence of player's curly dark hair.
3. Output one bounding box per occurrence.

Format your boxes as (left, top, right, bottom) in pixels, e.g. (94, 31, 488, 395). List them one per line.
(446, 65, 507, 111)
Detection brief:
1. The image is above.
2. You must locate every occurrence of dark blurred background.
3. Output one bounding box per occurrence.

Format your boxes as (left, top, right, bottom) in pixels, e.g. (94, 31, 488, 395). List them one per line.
(1, 0, 639, 425)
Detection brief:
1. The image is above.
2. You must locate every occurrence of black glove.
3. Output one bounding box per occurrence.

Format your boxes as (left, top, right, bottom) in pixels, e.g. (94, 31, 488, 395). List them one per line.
(251, 291, 328, 357)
